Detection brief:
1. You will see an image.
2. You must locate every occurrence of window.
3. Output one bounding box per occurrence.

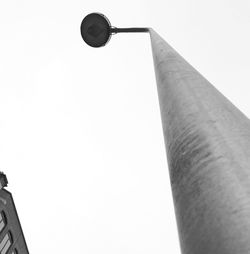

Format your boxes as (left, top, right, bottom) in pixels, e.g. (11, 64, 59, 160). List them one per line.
(0, 232, 12, 254)
(0, 212, 6, 233)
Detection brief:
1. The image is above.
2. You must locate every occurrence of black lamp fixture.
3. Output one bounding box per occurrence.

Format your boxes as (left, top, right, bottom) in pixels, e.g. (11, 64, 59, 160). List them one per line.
(80, 13, 149, 48)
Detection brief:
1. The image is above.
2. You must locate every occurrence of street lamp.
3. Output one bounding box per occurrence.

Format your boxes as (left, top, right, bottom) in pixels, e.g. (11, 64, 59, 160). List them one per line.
(80, 13, 149, 47)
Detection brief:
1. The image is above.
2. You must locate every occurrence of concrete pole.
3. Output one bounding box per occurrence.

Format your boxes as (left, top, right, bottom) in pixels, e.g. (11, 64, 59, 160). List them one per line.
(150, 29, 250, 254)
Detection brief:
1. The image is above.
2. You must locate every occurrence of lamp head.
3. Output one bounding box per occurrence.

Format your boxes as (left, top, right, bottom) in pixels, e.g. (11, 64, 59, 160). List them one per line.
(80, 13, 112, 48)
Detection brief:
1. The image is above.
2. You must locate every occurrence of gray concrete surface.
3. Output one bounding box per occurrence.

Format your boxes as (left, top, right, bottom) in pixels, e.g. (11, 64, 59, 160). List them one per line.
(150, 29, 250, 254)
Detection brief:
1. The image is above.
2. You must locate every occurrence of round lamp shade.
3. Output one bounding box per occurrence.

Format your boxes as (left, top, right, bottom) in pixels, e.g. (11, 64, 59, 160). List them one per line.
(80, 13, 112, 48)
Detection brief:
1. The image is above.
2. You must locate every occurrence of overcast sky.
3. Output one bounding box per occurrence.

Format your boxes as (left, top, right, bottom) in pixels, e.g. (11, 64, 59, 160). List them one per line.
(0, 0, 250, 253)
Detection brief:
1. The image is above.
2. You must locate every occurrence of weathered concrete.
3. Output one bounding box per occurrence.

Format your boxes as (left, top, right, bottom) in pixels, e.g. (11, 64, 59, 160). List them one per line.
(150, 29, 250, 254)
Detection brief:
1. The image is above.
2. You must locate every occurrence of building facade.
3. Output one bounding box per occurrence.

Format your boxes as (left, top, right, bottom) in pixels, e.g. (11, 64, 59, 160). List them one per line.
(0, 173, 28, 254)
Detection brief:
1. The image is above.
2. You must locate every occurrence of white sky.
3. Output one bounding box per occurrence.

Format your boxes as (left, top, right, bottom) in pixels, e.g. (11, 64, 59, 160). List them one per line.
(0, 0, 250, 253)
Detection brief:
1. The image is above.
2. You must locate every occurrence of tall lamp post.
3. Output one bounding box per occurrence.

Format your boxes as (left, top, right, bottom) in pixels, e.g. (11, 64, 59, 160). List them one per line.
(81, 13, 250, 254)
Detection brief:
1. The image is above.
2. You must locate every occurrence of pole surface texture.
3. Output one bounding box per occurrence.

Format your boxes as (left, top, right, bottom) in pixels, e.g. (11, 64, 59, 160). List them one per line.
(150, 29, 250, 254)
